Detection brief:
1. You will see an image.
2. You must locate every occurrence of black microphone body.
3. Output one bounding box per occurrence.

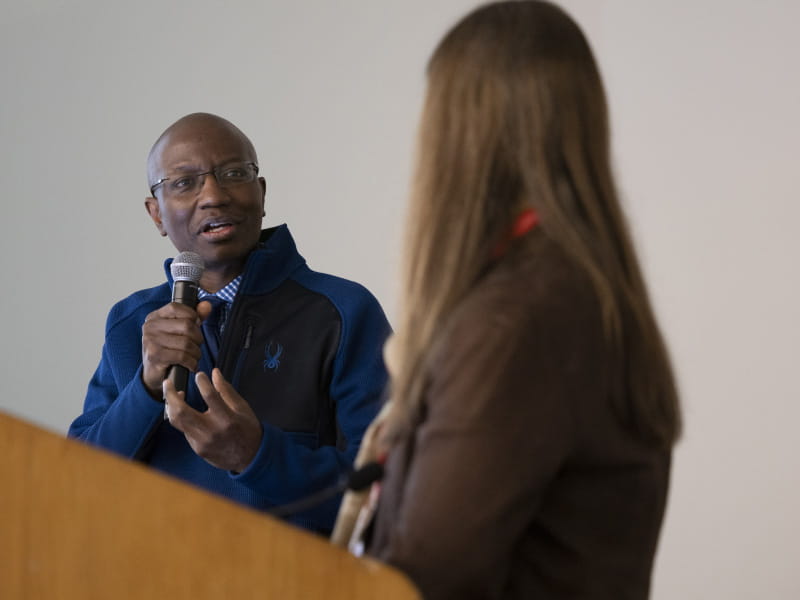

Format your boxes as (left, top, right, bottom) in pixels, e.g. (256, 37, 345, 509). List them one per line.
(135, 252, 204, 455)
(167, 252, 204, 394)
(268, 462, 385, 519)
(347, 461, 384, 492)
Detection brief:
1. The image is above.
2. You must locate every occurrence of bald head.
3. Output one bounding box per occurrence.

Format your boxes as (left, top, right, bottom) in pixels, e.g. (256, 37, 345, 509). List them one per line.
(142, 112, 267, 286)
(147, 113, 259, 190)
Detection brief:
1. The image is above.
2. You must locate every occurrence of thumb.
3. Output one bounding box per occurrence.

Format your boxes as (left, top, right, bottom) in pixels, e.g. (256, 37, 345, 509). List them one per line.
(196, 299, 213, 322)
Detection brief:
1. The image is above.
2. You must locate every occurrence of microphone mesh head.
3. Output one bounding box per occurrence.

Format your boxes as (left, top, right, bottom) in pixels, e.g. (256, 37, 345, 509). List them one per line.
(170, 252, 204, 283)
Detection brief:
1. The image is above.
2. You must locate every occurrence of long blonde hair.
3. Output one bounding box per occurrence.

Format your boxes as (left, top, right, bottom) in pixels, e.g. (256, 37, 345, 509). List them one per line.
(384, 0, 681, 447)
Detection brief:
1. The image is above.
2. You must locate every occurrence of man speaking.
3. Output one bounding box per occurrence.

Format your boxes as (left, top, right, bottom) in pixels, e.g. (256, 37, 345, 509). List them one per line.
(69, 113, 390, 535)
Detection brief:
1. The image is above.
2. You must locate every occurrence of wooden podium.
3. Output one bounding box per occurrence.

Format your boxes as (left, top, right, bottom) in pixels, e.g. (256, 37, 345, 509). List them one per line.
(0, 411, 420, 599)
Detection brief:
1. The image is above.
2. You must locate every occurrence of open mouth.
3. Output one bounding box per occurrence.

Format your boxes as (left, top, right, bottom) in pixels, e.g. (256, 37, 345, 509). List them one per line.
(199, 219, 237, 239)
(202, 221, 232, 233)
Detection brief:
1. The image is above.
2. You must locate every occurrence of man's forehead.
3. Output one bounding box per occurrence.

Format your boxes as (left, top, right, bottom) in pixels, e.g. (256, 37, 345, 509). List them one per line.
(159, 121, 244, 153)
(149, 120, 254, 176)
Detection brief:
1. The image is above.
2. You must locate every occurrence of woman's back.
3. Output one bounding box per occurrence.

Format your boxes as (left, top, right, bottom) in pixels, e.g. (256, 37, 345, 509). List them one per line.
(369, 234, 671, 599)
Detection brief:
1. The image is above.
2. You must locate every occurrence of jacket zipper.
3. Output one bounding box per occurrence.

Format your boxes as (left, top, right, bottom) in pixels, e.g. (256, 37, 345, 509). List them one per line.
(231, 321, 254, 389)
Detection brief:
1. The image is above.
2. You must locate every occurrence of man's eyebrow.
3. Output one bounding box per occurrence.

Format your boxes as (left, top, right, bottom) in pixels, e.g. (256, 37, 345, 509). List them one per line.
(168, 164, 203, 173)
(164, 158, 247, 173)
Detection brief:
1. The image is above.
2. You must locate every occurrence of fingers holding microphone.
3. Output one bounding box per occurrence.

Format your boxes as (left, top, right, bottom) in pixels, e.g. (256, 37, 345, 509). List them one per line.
(144, 250, 206, 399)
(141, 303, 205, 398)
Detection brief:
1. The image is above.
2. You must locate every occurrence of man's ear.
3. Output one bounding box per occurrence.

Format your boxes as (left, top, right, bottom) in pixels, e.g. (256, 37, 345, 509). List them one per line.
(144, 197, 167, 237)
(259, 176, 267, 217)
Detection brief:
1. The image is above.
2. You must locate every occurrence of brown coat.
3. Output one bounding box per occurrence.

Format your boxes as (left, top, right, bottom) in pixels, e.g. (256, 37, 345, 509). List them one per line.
(367, 233, 671, 599)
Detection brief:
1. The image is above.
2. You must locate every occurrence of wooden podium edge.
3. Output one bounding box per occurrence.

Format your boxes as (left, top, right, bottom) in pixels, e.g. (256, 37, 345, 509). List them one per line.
(0, 410, 419, 600)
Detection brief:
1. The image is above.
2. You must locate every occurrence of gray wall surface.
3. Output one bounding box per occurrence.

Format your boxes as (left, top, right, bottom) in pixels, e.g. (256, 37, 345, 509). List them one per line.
(2, 1, 798, 598)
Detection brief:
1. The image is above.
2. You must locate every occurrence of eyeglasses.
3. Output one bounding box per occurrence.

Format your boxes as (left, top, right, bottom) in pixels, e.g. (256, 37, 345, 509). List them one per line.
(150, 161, 259, 197)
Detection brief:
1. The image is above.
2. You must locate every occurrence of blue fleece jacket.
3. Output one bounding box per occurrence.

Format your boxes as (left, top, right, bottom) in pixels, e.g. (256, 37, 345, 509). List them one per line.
(69, 225, 390, 533)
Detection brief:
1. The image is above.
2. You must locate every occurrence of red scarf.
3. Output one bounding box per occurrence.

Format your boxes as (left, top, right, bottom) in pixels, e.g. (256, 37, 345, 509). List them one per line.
(492, 208, 539, 259)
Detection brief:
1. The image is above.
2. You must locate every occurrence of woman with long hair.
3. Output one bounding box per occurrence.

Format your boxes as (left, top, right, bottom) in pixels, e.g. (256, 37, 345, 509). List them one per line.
(333, 1, 681, 598)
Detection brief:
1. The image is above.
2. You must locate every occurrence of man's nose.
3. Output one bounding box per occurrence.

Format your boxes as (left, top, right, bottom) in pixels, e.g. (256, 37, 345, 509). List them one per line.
(197, 173, 230, 206)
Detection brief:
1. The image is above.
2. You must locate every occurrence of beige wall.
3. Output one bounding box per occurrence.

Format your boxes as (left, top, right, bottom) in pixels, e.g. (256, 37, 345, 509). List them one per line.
(2, 1, 797, 597)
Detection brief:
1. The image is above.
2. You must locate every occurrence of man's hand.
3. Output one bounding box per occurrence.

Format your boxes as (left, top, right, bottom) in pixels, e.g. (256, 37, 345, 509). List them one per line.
(141, 301, 212, 399)
(163, 368, 263, 473)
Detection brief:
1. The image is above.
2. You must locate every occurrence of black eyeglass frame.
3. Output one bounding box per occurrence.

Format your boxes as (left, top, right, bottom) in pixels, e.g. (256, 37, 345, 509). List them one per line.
(149, 161, 259, 197)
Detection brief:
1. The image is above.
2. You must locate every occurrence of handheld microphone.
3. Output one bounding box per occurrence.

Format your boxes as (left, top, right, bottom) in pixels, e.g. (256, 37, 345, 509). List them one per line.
(167, 251, 204, 393)
(268, 461, 385, 519)
(346, 462, 384, 492)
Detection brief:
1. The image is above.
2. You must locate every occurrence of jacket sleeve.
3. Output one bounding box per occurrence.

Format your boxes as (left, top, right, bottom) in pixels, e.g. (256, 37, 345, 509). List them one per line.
(68, 306, 166, 459)
(231, 284, 391, 530)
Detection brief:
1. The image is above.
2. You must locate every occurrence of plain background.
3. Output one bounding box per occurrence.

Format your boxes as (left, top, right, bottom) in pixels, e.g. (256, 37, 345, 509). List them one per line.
(1, 1, 798, 597)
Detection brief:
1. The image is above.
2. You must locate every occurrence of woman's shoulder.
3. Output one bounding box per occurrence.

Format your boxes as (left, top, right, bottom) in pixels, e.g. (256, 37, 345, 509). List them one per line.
(463, 233, 599, 331)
